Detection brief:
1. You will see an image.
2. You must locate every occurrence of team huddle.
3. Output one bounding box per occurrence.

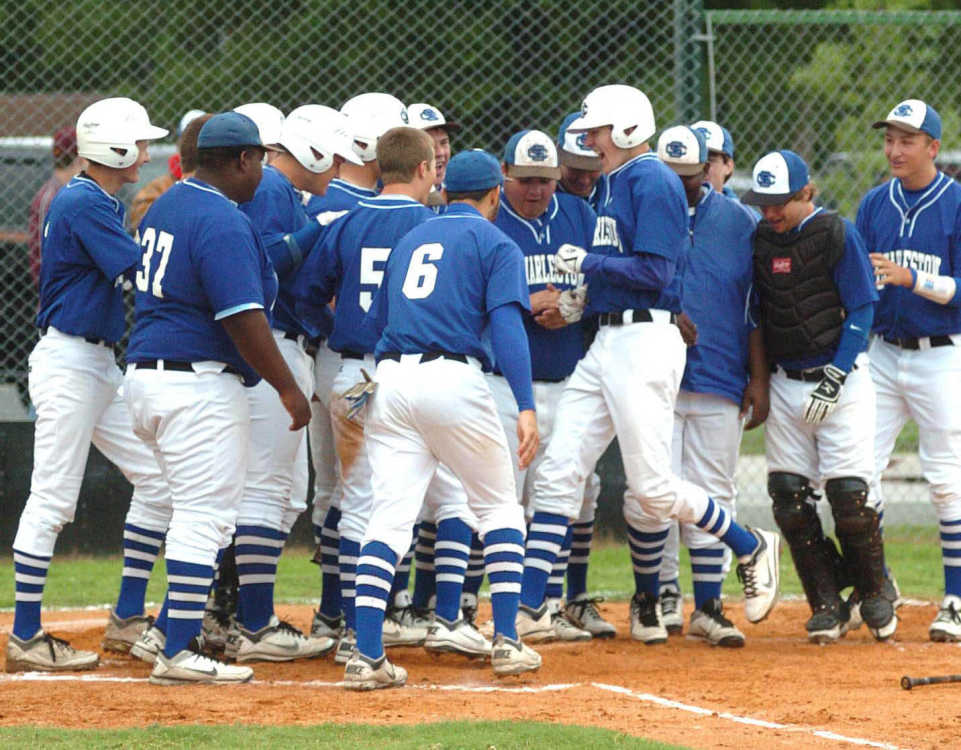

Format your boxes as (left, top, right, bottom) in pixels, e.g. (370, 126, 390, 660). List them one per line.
(6, 83, 961, 689)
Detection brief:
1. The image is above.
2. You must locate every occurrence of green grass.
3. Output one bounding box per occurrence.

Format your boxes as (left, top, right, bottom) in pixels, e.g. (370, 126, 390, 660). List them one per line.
(739, 419, 919, 456)
(0, 524, 944, 609)
(0, 722, 688, 749)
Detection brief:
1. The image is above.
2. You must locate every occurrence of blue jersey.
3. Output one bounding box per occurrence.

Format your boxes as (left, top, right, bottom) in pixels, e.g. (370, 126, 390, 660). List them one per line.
(681, 187, 759, 405)
(126, 178, 278, 386)
(36, 174, 140, 343)
(586, 153, 688, 315)
(239, 166, 320, 338)
(371, 203, 530, 369)
(856, 172, 961, 337)
(295, 195, 433, 354)
(494, 191, 595, 381)
(305, 178, 378, 220)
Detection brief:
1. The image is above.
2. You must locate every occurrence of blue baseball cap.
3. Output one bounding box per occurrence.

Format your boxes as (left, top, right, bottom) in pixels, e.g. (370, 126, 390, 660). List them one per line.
(503, 129, 561, 178)
(445, 149, 503, 193)
(741, 150, 810, 206)
(197, 112, 264, 149)
(690, 120, 734, 159)
(557, 112, 602, 170)
(656, 125, 708, 176)
(872, 99, 942, 140)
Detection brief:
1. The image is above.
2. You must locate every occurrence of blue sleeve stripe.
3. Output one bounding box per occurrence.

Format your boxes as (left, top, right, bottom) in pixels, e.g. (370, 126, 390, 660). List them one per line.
(214, 302, 264, 320)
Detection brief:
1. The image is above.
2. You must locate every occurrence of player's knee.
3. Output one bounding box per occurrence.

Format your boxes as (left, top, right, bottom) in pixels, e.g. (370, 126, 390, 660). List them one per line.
(825, 476, 877, 538)
(769, 472, 819, 541)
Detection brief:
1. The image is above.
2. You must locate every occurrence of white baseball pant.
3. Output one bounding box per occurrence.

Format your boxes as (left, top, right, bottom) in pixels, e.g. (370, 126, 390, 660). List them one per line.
(309, 343, 342, 527)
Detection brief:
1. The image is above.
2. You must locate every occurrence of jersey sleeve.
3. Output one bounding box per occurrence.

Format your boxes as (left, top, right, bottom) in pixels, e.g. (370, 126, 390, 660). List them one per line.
(854, 194, 874, 250)
(484, 233, 532, 313)
(631, 172, 686, 260)
(833, 219, 880, 312)
(71, 197, 140, 280)
(195, 218, 267, 320)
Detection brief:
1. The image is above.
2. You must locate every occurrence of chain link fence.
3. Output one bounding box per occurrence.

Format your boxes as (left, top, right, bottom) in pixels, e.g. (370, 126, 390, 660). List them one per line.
(0, 2, 944, 526)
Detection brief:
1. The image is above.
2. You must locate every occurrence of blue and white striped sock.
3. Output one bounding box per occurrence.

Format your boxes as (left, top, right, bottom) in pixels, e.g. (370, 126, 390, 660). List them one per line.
(391, 523, 418, 602)
(697, 497, 757, 558)
(627, 525, 668, 596)
(318, 506, 342, 619)
(566, 520, 593, 601)
(485, 528, 525, 640)
(115, 524, 165, 619)
(339, 537, 360, 632)
(690, 544, 726, 609)
(940, 517, 961, 596)
(412, 521, 437, 610)
(163, 559, 213, 657)
(236, 525, 287, 632)
(355, 541, 398, 660)
(520, 512, 568, 610)
(546, 525, 573, 602)
(12, 549, 49, 640)
(434, 518, 472, 622)
(463, 533, 486, 597)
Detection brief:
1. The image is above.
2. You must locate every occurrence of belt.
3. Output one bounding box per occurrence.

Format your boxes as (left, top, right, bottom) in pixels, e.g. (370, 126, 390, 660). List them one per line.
(130, 359, 241, 376)
(39, 326, 110, 348)
(597, 309, 677, 327)
(378, 351, 469, 365)
(340, 350, 367, 360)
(493, 372, 566, 384)
(882, 334, 954, 350)
(777, 365, 825, 383)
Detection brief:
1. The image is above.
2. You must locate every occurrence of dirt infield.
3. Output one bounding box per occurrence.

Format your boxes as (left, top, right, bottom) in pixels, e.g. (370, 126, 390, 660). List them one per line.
(0, 600, 956, 749)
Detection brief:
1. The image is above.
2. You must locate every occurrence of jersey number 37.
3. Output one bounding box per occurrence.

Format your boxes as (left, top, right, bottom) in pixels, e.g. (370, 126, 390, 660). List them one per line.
(135, 227, 174, 299)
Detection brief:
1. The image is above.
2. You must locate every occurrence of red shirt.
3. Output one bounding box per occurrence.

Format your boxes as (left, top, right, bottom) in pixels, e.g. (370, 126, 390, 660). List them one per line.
(27, 175, 67, 287)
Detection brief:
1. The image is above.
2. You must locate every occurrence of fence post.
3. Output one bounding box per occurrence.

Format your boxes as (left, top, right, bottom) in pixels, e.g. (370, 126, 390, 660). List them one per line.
(674, 0, 705, 124)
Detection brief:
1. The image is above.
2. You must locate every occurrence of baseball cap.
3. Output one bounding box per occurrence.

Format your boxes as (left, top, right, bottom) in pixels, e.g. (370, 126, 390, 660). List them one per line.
(656, 125, 708, 176)
(445, 149, 503, 193)
(557, 112, 602, 170)
(407, 102, 461, 133)
(872, 99, 942, 140)
(741, 150, 810, 206)
(690, 120, 734, 159)
(198, 112, 264, 150)
(52, 126, 77, 159)
(502, 129, 561, 179)
(178, 109, 206, 137)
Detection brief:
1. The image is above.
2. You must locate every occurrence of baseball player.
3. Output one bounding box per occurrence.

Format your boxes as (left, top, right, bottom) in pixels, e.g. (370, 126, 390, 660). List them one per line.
(344, 149, 540, 690)
(858, 99, 961, 642)
(526, 84, 780, 647)
(742, 149, 893, 643)
(556, 112, 604, 211)
(6, 98, 170, 674)
(691, 120, 738, 198)
(124, 112, 311, 685)
(407, 101, 459, 210)
(653, 125, 766, 647)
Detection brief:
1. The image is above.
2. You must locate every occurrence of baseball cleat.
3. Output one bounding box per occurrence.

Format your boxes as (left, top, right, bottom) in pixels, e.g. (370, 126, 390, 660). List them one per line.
(460, 592, 479, 628)
(629, 592, 668, 645)
(343, 651, 407, 691)
(234, 615, 336, 662)
(564, 595, 617, 639)
(334, 629, 357, 664)
(310, 609, 344, 640)
(515, 603, 554, 643)
(860, 595, 897, 642)
(149, 644, 252, 686)
(657, 589, 684, 635)
(840, 592, 863, 635)
(806, 607, 842, 645)
(737, 527, 781, 623)
(201, 608, 232, 654)
(130, 624, 166, 664)
(688, 598, 745, 648)
(383, 594, 429, 647)
(5, 630, 99, 673)
(424, 615, 492, 657)
(491, 634, 542, 677)
(929, 595, 961, 643)
(546, 599, 591, 642)
(102, 610, 153, 654)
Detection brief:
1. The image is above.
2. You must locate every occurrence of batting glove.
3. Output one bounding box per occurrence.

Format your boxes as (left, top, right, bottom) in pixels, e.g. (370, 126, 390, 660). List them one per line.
(802, 364, 846, 425)
(557, 286, 587, 323)
(342, 368, 377, 421)
(552, 243, 588, 275)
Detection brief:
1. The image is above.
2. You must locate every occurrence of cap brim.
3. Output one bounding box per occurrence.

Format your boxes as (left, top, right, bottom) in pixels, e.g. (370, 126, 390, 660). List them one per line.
(666, 163, 706, 177)
(507, 165, 562, 179)
(741, 189, 790, 206)
(425, 120, 460, 133)
(872, 119, 924, 134)
(707, 146, 733, 158)
(559, 151, 602, 170)
(263, 144, 284, 153)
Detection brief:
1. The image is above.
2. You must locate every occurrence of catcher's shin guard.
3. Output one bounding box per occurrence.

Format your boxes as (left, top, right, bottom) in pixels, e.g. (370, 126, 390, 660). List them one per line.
(826, 477, 886, 602)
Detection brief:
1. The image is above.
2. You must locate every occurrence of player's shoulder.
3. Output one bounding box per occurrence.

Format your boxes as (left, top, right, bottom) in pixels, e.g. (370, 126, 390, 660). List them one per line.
(55, 175, 118, 216)
(257, 165, 295, 196)
(554, 190, 596, 221)
(715, 190, 760, 228)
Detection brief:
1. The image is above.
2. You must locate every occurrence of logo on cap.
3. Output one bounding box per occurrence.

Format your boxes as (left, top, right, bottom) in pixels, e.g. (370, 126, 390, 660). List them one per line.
(420, 108, 440, 122)
(757, 170, 777, 188)
(576, 133, 588, 149)
(665, 141, 687, 159)
(580, 100, 589, 117)
(527, 143, 549, 162)
(894, 103, 913, 117)
(694, 127, 711, 141)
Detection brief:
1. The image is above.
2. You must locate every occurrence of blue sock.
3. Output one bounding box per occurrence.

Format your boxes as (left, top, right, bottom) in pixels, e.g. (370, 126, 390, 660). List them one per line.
(940, 518, 961, 596)
(484, 528, 525, 640)
(520, 512, 568, 610)
(463, 533, 485, 596)
(12, 549, 50, 640)
(163, 559, 213, 657)
(115, 524, 165, 618)
(318, 506, 342, 619)
(339, 537, 360, 632)
(566, 520, 593, 601)
(690, 545, 725, 609)
(627, 525, 668, 596)
(412, 521, 436, 610)
(434, 518, 472, 622)
(391, 523, 418, 602)
(546, 525, 573, 601)
(697, 497, 757, 558)
(354, 541, 397, 660)
(155, 594, 169, 635)
(236, 525, 287, 632)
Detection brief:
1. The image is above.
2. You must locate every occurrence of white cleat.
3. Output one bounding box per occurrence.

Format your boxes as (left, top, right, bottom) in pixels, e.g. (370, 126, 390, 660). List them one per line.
(343, 651, 407, 691)
(235, 615, 335, 662)
(130, 624, 166, 664)
(564, 595, 617, 639)
(5, 630, 99, 673)
(102, 610, 153, 654)
(491, 634, 542, 677)
(334, 629, 357, 664)
(149, 645, 252, 686)
(629, 592, 668, 645)
(929, 595, 961, 643)
(515, 603, 554, 643)
(688, 598, 745, 648)
(383, 592, 429, 647)
(657, 589, 684, 635)
(310, 610, 344, 640)
(425, 616, 492, 657)
(546, 599, 591, 642)
(737, 528, 781, 624)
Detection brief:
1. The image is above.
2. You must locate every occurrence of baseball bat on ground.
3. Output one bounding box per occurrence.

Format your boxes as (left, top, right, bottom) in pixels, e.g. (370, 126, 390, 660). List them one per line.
(900, 674, 961, 690)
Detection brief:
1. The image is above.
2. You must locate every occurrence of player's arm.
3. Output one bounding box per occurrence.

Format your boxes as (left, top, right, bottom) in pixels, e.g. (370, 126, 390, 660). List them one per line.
(76, 200, 141, 282)
(489, 302, 538, 469)
(740, 327, 769, 429)
(261, 218, 325, 277)
(553, 248, 675, 291)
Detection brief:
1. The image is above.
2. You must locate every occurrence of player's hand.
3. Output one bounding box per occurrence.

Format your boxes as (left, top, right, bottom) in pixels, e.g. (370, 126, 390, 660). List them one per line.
(676, 311, 697, 346)
(516, 409, 539, 470)
(280, 386, 312, 431)
(740, 375, 770, 429)
(557, 286, 587, 324)
(802, 364, 846, 425)
(530, 284, 560, 315)
(552, 243, 588, 275)
(534, 308, 567, 329)
(869, 253, 912, 288)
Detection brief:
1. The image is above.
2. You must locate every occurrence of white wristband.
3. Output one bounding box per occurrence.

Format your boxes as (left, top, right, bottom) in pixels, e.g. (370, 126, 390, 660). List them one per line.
(913, 270, 957, 305)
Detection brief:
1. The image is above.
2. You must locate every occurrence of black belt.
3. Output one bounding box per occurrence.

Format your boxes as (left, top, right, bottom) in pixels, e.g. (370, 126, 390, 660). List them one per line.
(39, 326, 109, 347)
(778, 366, 825, 383)
(131, 359, 241, 376)
(597, 309, 677, 327)
(883, 334, 954, 350)
(379, 351, 468, 364)
(340, 350, 366, 360)
(492, 372, 566, 383)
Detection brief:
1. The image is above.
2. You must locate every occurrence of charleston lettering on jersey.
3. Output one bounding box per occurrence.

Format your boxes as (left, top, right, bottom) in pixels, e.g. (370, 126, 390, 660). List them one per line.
(878, 248, 942, 275)
(523, 253, 582, 287)
(591, 216, 621, 254)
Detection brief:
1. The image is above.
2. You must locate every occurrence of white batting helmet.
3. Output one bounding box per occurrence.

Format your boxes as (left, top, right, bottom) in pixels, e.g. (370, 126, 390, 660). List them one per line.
(568, 84, 656, 150)
(76, 97, 168, 169)
(340, 93, 408, 162)
(233, 102, 285, 148)
(280, 105, 363, 173)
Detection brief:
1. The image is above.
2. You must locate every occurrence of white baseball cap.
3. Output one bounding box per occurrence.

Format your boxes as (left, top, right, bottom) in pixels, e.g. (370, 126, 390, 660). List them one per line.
(502, 129, 561, 179)
(407, 102, 460, 133)
(557, 112, 602, 170)
(178, 109, 206, 136)
(872, 99, 942, 139)
(656, 125, 708, 176)
(690, 120, 735, 158)
(741, 150, 810, 206)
